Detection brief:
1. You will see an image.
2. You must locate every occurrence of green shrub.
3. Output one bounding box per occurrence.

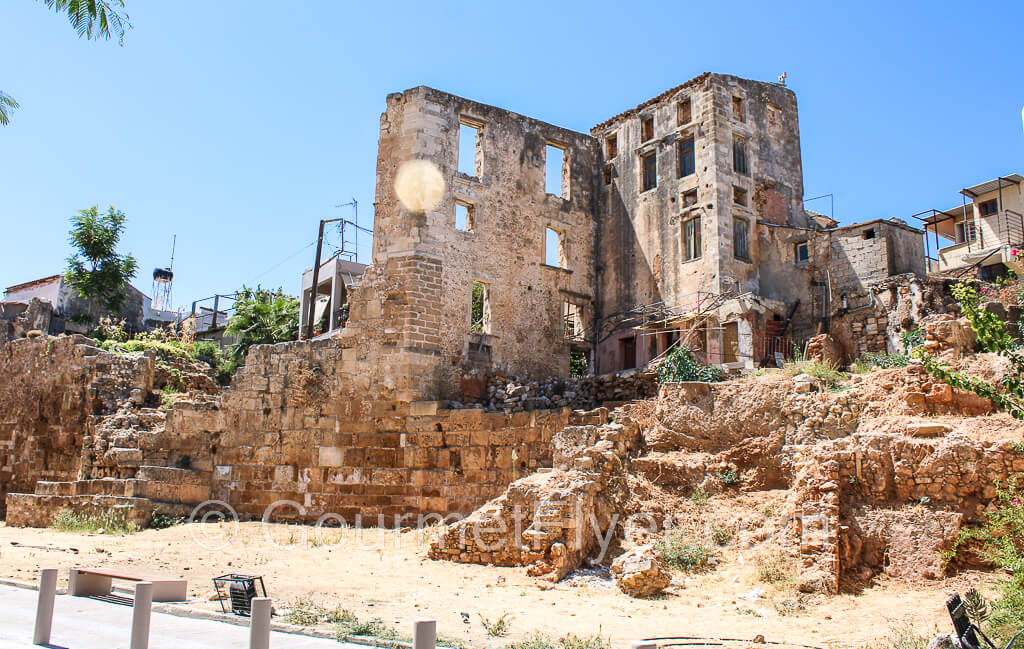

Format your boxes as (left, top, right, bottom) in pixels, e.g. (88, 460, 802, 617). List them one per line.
(148, 511, 183, 530)
(655, 530, 714, 572)
(945, 479, 1024, 644)
(656, 346, 724, 384)
(225, 286, 300, 363)
(479, 613, 512, 637)
(710, 523, 733, 546)
(191, 340, 221, 366)
(51, 508, 139, 535)
(718, 468, 740, 486)
(783, 359, 847, 387)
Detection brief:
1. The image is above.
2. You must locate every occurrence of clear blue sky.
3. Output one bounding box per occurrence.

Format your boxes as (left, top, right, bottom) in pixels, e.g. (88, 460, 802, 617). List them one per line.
(2, 1, 1022, 312)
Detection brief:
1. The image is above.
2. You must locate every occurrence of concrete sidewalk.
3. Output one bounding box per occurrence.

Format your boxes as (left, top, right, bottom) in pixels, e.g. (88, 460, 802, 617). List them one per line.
(0, 583, 358, 649)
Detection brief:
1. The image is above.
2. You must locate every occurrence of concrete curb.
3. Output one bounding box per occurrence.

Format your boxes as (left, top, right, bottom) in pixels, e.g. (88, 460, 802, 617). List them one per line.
(2, 577, 414, 648)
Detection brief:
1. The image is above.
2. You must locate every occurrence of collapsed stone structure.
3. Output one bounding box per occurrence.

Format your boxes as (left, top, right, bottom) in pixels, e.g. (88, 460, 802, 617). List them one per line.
(1, 73, 1017, 601)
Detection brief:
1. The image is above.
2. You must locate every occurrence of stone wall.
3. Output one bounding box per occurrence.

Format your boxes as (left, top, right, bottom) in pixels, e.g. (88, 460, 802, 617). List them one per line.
(0, 335, 152, 515)
(374, 86, 601, 379)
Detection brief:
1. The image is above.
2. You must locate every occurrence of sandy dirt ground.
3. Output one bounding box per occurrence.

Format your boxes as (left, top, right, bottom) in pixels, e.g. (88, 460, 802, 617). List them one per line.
(0, 519, 995, 649)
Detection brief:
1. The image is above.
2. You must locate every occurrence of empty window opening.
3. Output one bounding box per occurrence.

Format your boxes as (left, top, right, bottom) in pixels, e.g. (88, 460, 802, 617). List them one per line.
(458, 120, 482, 177)
(795, 241, 809, 265)
(733, 135, 748, 175)
(563, 300, 585, 341)
(682, 216, 701, 261)
(602, 167, 612, 185)
(677, 98, 692, 125)
(677, 136, 695, 178)
(722, 322, 740, 364)
(454, 200, 475, 232)
(733, 215, 749, 260)
(641, 116, 654, 142)
(569, 349, 589, 378)
(641, 151, 657, 192)
(979, 198, 999, 217)
(620, 336, 637, 370)
(470, 280, 490, 334)
(732, 97, 745, 122)
(545, 227, 566, 267)
(606, 134, 618, 159)
(862, 228, 876, 240)
(683, 189, 698, 207)
(733, 186, 747, 206)
(956, 221, 978, 243)
(545, 143, 569, 197)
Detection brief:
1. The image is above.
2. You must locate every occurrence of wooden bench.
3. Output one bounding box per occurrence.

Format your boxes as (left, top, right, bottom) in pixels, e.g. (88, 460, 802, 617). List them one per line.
(69, 568, 187, 602)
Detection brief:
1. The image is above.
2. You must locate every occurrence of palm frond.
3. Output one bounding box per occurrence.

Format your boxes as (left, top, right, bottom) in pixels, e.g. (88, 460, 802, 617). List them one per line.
(0, 91, 20, 126)
(42, 0, 131, 44)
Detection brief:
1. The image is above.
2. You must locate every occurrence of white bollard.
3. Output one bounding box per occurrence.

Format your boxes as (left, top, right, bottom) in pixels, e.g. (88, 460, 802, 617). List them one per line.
(131, 582, 153, 649)
(249, 597, 272, 649)
(413, 618, 436, 649)
(33, 569, 58, 645)
(631, 642, 657, 649)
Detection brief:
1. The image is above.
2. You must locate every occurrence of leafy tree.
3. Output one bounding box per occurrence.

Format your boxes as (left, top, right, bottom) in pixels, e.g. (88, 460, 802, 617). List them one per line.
(225, 286, 300, 363)
(2, 0, 130, 125)
(64, 205, 138, 316)
(656, 345, 724, 383)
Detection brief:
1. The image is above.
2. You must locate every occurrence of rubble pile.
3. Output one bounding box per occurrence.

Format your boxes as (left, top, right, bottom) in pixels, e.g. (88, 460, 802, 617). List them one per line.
(453, 370, 658, 412)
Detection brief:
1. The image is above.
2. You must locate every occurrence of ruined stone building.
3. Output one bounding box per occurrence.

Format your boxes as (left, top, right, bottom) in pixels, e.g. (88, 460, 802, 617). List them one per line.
(371, 73, 924, 380)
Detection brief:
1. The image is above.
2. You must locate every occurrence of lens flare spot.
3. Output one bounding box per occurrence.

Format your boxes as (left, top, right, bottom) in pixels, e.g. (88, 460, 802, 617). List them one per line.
(394, 159, 445, 213)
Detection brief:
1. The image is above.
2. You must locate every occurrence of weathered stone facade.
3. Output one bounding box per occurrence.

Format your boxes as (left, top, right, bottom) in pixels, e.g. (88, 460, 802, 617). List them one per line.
(0, 335, 152, 516)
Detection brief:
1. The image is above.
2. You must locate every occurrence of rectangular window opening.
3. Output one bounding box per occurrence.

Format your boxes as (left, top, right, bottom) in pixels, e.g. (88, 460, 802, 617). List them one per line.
(979, 199, 998, 217)
(677, 137, 695, 178)
(641, 151, 657, 192)
(682, 215, 701, 261)
(603, 167, 613, 185)
(470, 280, 490, 334)
(545, 143, 568, 197)
(606, 134, 618, 159)
(683, 189, 698, 207)
(733, 216, 749, 260)
(545, 227, 566, 267)
(733, 135, 748, 175)
(458, 120, 482, 177)
(677, 98, 692, 126)
(733, 186, 747, 206)
(732, 97, 745, 123)
(454, 200, 474, 232)
(563, 300, 585, 341)
(795, 241, 809, 265)
(641, 116, 654, 142)
(862, 228, 876, 240)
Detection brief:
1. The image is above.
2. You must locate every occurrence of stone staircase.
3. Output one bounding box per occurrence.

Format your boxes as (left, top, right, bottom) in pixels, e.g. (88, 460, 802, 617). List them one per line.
(6, 402, 212, 528)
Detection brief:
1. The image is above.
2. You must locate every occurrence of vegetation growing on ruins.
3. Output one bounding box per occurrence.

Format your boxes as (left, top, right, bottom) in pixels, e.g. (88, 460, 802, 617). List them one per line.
(655, 529, 715, 573)
(64, 205, 139, 318)
(945, 479, 1024, 644)
(919, 280, 1024, 420)
(50, 507, 139, 535)
(224, 285, 299, 366)
(507, 633, 611, 649)
(655, 345, 724, 383)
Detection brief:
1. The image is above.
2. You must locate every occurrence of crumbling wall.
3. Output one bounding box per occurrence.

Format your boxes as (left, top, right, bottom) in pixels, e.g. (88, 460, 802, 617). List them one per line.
(592, 74, 807, 371)
(374, 86, 600, 379)
(0, 335, 152, 515)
